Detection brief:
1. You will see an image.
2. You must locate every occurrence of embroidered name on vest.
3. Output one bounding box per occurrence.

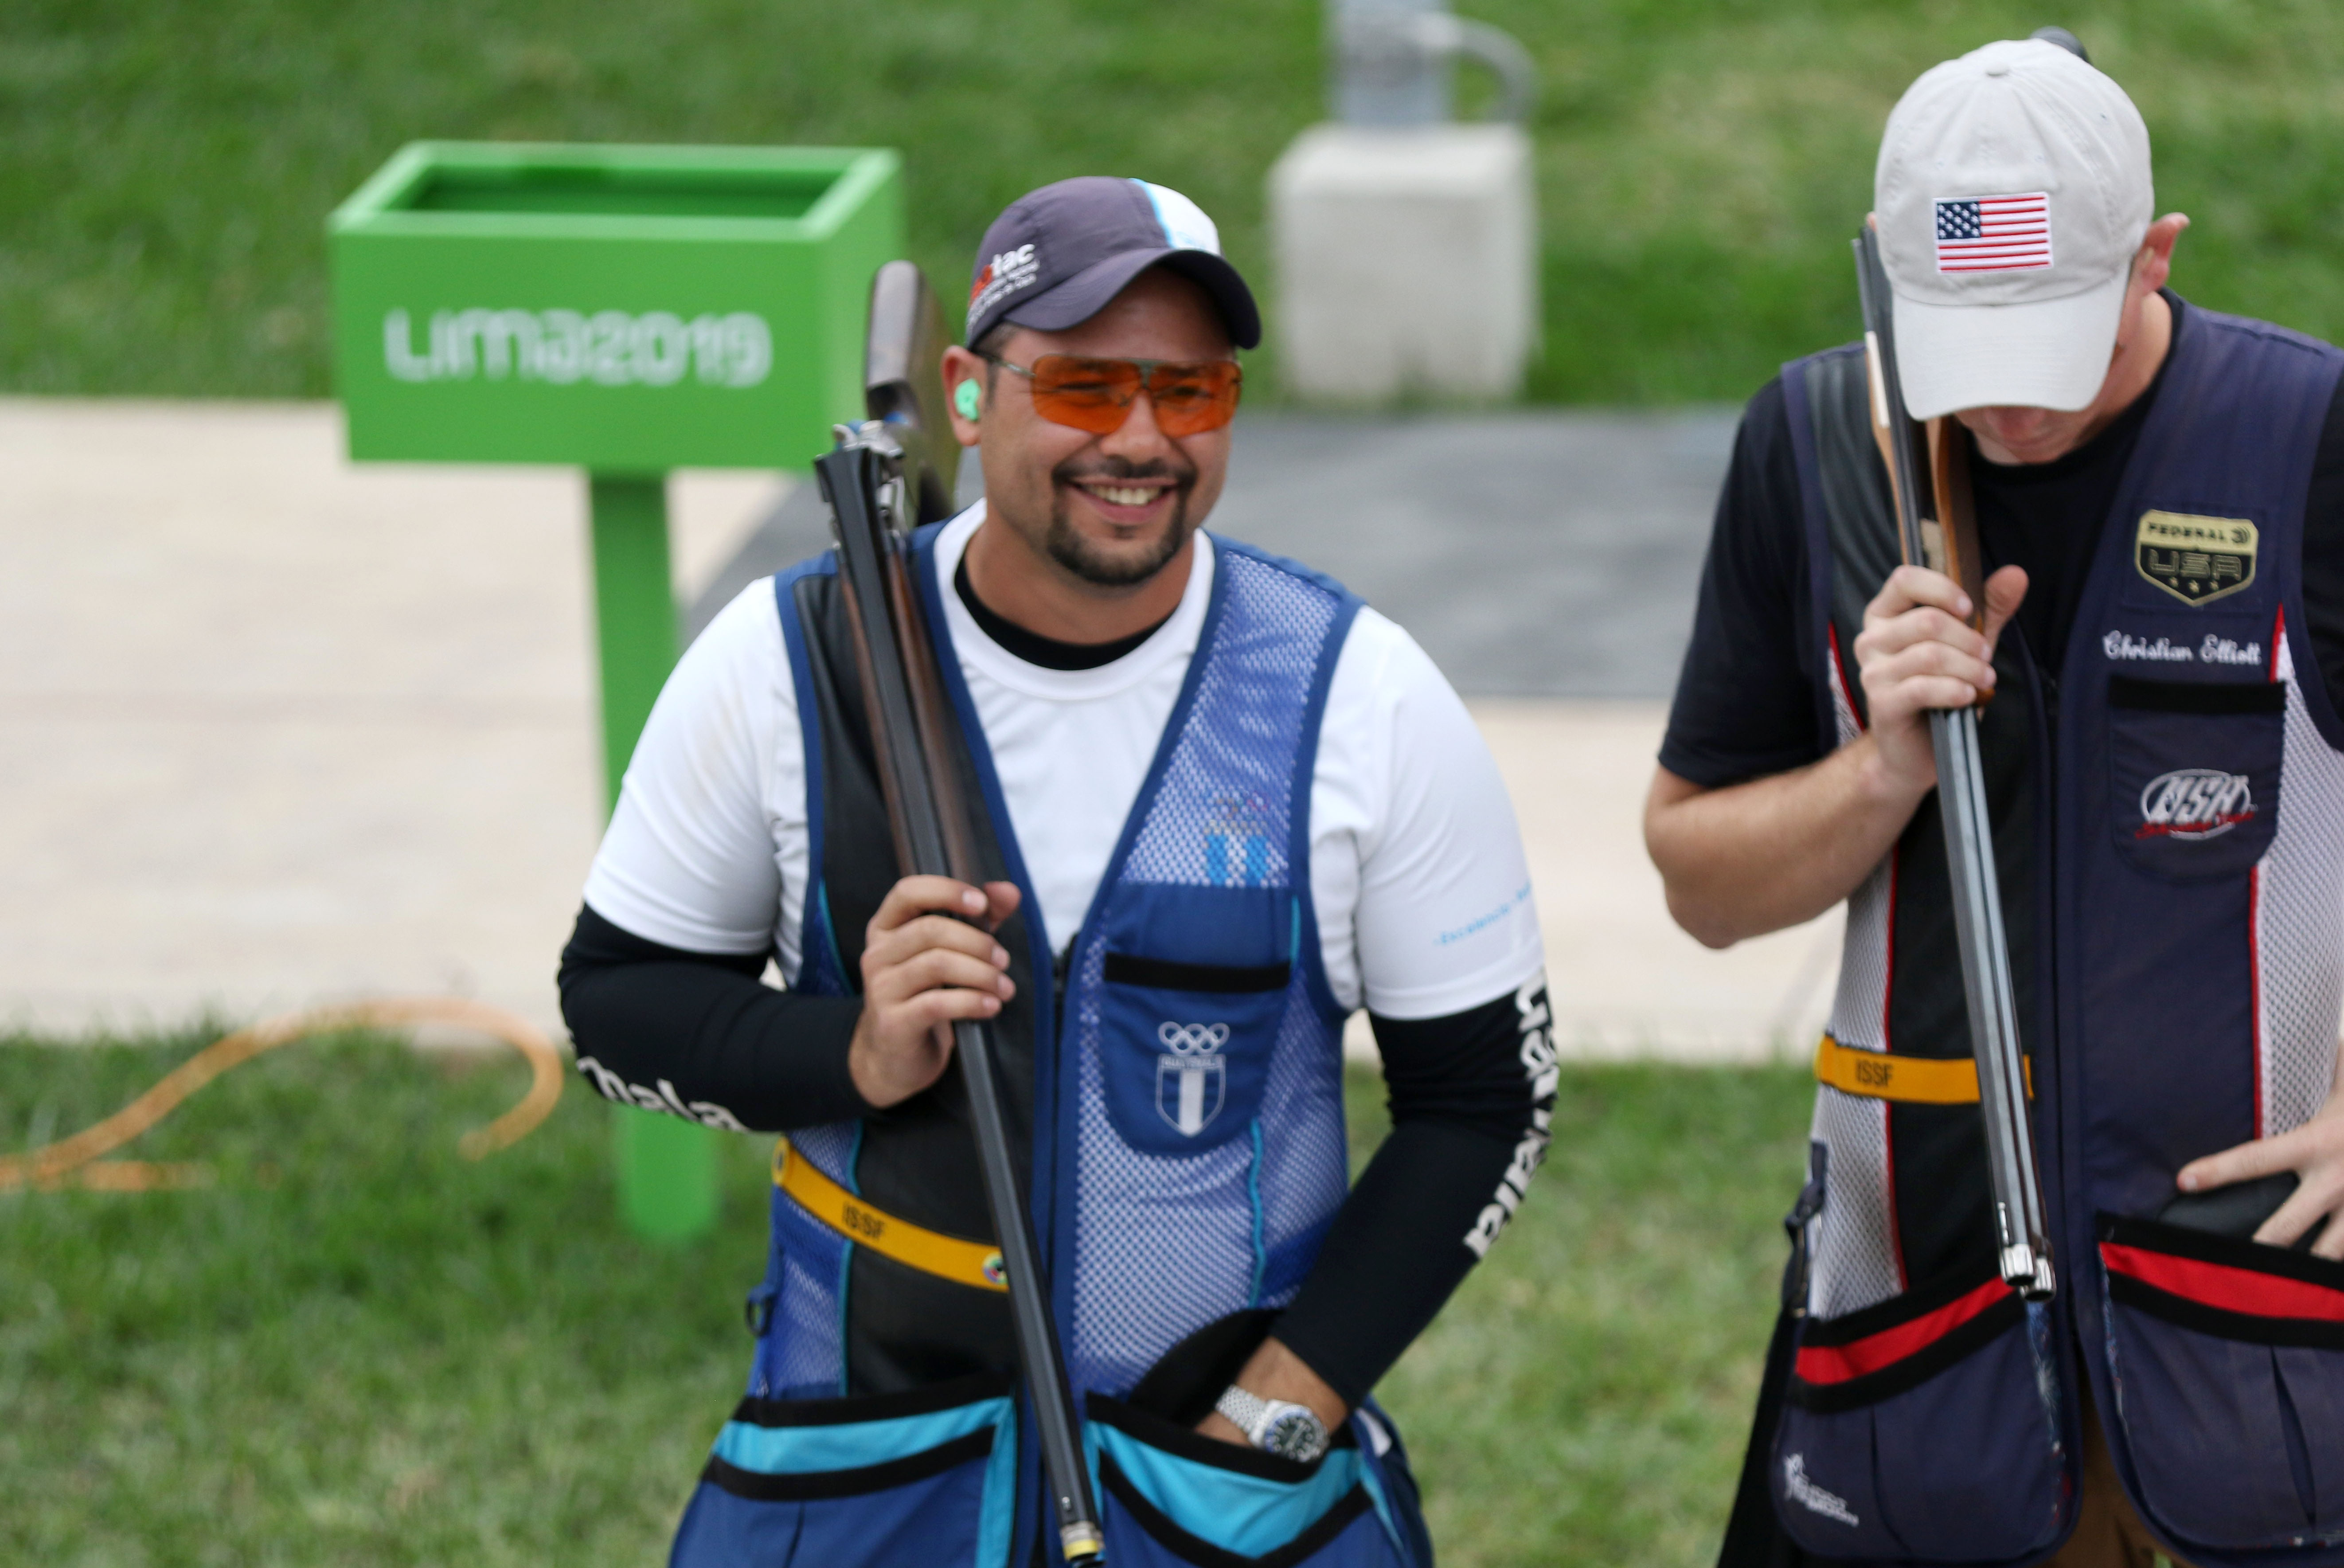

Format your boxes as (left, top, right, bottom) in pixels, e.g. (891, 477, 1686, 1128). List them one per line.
(2135, 511, 2258, 605)
(2101, 630, 2265, 666)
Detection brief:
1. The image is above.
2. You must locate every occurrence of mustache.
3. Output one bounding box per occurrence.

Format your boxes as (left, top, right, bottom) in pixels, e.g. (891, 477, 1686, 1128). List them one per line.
(1053, 454, 1195, 491)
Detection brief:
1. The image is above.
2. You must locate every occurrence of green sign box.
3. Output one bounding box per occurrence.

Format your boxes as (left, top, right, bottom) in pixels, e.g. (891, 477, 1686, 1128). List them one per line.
(330, 141, 903, 472)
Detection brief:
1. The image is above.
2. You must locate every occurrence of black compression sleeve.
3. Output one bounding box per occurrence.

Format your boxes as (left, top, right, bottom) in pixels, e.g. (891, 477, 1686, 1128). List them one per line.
(557, 903, 868, 1132)
(1272, 978, 1556, 1410)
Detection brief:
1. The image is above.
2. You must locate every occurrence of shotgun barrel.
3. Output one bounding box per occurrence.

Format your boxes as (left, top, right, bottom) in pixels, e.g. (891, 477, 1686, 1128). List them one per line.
(1852, 226, 2056, 1302)
(816, 260, 1109, 1563)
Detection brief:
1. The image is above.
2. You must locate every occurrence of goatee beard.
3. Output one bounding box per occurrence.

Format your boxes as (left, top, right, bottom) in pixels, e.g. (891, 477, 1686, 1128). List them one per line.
(1045, 461, 1195, 587)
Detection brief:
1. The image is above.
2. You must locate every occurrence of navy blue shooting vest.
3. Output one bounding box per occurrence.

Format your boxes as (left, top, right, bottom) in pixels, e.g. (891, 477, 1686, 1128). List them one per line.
(1767, 302, 2344, 1566)
(666, 524, 1428, 1568)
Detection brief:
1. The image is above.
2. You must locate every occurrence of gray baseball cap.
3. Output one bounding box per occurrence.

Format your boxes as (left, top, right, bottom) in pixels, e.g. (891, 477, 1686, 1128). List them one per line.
(1875, 38, 2153, 419)
(965, 176, 1262, 351)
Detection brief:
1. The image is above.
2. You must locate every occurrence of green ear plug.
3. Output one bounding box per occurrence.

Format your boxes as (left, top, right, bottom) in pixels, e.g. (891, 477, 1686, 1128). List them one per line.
(954, 379, 982, 420)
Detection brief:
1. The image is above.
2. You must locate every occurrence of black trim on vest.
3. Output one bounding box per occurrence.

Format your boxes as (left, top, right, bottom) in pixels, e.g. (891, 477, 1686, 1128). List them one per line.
(1084, 1392, 1356, 1483)
(1097, 1456, 1376, 1568)
(2100, 1213, 2344, 1291)
(1788, 1292, 2025, 1413)
(1798, 1263, 2001, 1345)
(1103, 953, 1293, 993)
(2105, 1275, 2344, 1350)
(2110, 674, 2288, 714)
(789, 569, 1027, 1393)
(700, 1427, 995, 1501)
(729, 1371, 1013, 1428)
(1802, 346, 1900, 731)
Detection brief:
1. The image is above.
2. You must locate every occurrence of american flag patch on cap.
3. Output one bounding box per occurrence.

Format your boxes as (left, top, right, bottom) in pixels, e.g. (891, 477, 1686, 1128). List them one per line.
(1934, 192, 2052, 273)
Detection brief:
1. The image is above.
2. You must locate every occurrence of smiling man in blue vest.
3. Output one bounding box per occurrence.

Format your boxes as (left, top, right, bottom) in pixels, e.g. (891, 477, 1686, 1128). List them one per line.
(1646, 35, 2344, 1568)
(557, 176, 1554, 1567)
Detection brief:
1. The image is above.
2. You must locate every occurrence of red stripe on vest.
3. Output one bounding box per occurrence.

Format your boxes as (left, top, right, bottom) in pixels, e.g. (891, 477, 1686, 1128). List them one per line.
(2102, 1242, 2344, 1322)
(1794, 1277, 2012, 1384)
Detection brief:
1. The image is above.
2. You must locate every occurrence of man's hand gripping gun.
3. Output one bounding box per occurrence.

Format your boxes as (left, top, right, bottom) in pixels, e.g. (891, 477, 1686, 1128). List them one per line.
(1853, 226, 2057, 1302)
(815, 260, 1109, 1564)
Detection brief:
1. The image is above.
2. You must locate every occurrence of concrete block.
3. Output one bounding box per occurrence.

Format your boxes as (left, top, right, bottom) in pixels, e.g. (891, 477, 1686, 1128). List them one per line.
(1269, 123, 1537, 403)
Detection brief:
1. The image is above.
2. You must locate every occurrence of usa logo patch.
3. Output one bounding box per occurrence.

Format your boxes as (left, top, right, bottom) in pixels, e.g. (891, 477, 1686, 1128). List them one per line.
(1934, 192, 2052, 273)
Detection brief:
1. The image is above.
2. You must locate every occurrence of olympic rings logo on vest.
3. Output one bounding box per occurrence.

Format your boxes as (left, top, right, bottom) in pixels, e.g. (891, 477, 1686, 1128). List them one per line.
(1156, 1021, 1229, 1136)
(2137, 767, 2255, 840)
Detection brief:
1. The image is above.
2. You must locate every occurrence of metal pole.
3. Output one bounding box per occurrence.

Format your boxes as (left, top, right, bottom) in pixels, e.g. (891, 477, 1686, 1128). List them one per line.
(587, 472, 720, 1243)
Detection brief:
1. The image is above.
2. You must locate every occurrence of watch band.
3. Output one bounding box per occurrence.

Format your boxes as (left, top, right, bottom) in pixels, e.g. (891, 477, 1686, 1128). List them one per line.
(1214, 1384, 1271, 1437)
(1213, 1384, 1330, 1462)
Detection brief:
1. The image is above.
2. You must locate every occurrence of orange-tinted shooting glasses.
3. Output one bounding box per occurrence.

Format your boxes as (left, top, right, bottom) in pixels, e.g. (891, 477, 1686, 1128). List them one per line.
(981, 353, 1242, 438)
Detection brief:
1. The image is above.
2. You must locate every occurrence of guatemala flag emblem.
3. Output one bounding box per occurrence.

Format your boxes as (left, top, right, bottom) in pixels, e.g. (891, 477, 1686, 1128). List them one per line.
(1155, 1022, 1229, 1136)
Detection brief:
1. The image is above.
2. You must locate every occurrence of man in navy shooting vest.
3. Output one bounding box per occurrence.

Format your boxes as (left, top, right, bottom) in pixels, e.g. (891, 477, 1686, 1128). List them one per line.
(560, 176, 1555, 1567)
(1645, 36, 2344, 1568)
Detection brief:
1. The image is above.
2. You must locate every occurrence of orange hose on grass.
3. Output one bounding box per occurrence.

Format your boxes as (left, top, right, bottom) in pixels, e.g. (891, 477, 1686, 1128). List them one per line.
(0, 997, 566, 1193)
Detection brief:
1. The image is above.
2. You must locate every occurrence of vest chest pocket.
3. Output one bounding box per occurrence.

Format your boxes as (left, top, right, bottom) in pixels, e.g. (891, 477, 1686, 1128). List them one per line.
(1100, 950, 1290, 1156)
(2107, 675, 2284, 882)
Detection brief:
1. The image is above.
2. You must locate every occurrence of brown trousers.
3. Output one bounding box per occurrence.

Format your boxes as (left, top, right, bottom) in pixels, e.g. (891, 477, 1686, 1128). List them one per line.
(2047, 1392, 2193, 1568)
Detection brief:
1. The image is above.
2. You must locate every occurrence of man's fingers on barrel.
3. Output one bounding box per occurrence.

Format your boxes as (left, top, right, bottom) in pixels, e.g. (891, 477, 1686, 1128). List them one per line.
(870, 875, 988, 934)
(980, 881, 1022, 931)
(1855, 606, 1990, 662)
(1865, 564, 1971, 627)
(1869, 642, 1995, 699)
(877, 946, 1016, 1002)
(1889, 638, 1996, 687)
(864, 913, 1009, 973)
(903, 982, 1006, 1028)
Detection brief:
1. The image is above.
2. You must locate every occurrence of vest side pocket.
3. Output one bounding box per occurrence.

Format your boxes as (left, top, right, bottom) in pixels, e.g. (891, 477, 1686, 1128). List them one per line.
(2098, 1212, 2344, 1549)
(2106, 676, 2285, 882)
(1771, 1272, 2063, 1562)
(1086, 1396, 1406, 1568)
(671, 1374, 1016, 1568)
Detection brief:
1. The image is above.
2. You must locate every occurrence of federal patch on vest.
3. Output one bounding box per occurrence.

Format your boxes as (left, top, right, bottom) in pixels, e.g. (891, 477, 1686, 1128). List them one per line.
(2135, 511, 2258, 605)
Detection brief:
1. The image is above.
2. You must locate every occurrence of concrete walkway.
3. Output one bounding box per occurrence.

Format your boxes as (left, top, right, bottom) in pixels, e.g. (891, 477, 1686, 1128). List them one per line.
(0, 398, 1831, 1059)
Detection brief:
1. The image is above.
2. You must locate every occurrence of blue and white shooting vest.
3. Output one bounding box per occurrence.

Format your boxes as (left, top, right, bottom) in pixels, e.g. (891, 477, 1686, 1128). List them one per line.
(1770, 303, 2344, 1567)
(667, 527, 1425, 1568)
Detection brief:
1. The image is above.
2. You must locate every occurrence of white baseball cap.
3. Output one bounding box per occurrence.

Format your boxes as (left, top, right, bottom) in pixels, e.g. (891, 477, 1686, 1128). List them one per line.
(1875, 38, 2153, 420)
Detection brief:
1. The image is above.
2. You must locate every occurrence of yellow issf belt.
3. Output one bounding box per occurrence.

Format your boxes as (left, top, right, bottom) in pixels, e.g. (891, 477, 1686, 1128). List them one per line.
(773, 1138, 1007, 1293)
(1813, 1034, 2033, 1104)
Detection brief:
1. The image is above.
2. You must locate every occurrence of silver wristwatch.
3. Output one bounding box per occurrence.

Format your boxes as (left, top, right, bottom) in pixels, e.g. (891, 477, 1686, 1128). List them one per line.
(1214, 1384, 1330, 1462)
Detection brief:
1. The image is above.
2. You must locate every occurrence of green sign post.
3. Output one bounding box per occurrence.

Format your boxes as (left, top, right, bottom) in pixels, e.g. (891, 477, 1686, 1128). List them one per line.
(330, 141, 902, 1240)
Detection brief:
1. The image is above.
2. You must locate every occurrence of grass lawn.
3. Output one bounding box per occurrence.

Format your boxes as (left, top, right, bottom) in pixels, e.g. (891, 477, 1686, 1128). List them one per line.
(4, 0, 2343, 406)
(0, 1030, 1812, 1565)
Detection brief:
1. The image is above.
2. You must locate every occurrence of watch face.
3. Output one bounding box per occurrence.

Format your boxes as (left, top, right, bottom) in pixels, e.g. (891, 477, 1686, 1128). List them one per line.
(1260, 1408, 1328, 1462)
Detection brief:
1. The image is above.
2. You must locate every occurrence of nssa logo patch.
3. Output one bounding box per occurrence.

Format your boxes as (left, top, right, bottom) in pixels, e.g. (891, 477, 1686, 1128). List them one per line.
(2138, 768, 2255, 841)
(1156, 1021, 1229, 1136)
(2136, 511, 2258, 605)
